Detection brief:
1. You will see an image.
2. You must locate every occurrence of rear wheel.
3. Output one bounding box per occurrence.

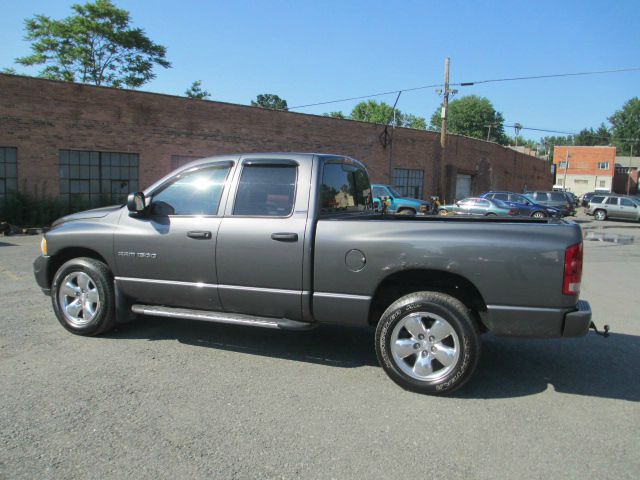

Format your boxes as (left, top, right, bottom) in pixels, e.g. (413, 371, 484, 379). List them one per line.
(375, 291, 481, 395)
(531, 211, 546, 219)
(51, 257, 116, 336)
(438, 209, 448, 216)
(397, 208, 416, 215)
(485, 212, 497, 216)
(594, 209, 607, 221)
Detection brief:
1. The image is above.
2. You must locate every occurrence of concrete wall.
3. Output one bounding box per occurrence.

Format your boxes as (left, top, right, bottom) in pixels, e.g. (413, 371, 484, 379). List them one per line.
(0, 74, 552, 201)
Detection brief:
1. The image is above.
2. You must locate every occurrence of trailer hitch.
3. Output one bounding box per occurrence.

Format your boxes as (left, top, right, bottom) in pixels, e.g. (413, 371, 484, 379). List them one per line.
(589, 322, 610, 338)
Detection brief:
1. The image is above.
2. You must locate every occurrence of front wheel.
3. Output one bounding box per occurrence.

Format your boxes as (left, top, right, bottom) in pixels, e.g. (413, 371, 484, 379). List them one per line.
(397, 208, 416, 215)
(438, 209, 448, 216)
(51, 257, 116, 336)
(375, 292, 481, 395)
(531, 211, 546, 219)
(594, 209, 607, 221)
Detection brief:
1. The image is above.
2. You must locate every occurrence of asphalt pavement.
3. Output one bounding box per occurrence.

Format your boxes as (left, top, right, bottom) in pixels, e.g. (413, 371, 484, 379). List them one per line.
(1, 212, 638, 479)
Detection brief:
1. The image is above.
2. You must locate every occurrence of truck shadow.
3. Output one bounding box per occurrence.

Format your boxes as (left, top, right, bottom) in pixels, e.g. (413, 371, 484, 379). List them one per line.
(459, 333, 640, 402)
(111, 316, 379, 368)
(112, 318, 639, 402)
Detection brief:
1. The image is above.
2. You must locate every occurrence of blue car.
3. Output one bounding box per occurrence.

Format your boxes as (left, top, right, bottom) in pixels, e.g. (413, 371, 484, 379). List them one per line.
(372, 184, 431, 215)
(480, 191, 561, 218)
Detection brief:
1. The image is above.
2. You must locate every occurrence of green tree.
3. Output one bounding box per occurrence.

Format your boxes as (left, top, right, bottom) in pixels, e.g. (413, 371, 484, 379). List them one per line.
(323, 111, 346, 119)
(430, 95, 508, 144)
(251, 93, 288, 110)
(574, 124, 611, 146)
(1, 67, 18, 74)
(609, 97, 640, 154)
(348, 100, 427, 129)
(539, 135, 574, 160)
(185, 80, 211, 100)
(15, 0, 170, 88)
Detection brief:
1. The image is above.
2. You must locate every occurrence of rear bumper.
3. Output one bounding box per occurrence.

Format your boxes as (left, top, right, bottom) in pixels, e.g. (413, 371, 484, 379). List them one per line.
(481, 300, 592, 338)
(33, 255, 52, 295)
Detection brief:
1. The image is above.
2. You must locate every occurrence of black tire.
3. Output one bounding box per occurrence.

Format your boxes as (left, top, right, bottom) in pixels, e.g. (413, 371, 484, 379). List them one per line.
(485, 212, 497, 216)
(438, 209, 448, 216)
(375, 291, 481, 395)
(594, 209, 607, 221)
(397, 208, 416, 215)
(531, 211, 546, 219)
(51, 257, 116, 336)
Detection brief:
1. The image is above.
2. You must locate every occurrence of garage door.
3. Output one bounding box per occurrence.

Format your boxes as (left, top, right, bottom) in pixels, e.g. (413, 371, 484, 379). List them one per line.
(455, 174, 472, 199)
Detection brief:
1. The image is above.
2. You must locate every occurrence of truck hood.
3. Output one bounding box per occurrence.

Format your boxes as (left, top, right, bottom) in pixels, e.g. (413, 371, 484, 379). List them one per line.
(52, 205, 123, 227)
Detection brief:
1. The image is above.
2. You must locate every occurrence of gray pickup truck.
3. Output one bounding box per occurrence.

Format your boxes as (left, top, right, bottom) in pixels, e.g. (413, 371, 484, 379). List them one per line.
(34, 153, 596, 394)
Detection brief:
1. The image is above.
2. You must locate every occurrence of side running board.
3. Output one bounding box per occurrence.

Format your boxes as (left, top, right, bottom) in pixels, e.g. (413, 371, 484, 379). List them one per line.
(131, 304, 316, 331)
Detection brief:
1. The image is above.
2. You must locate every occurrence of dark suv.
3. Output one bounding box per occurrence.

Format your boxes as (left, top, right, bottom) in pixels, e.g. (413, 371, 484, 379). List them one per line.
(524, 191, 575, 217)
(480, 191, 561, 218)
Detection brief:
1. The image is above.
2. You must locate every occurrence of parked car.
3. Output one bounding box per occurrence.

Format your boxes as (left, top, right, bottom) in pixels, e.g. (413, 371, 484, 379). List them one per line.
(480, 191, 561, 218)
(438, 197, 518, 216)
(564, 191, 579, 206)
(371, 184, 430, 215)
(523, 191, 575, 216)
(33, 153, 597, 395)
(587, 194, 640, 221)
(581, 192, 597, 207)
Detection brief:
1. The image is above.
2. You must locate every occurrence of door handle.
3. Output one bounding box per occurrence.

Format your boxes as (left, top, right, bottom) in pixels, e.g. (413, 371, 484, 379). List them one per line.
(187, 231, 212, 239)
(271, 232, 298, 242)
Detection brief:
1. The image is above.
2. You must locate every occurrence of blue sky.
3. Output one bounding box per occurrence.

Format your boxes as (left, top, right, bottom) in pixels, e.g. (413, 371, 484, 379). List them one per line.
(1, 0, 638, 141)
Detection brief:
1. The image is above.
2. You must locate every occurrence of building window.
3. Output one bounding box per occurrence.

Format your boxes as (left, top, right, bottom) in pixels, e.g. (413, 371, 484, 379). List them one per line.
(556, 179, 564, 185)
(59, 150, 139, 207)
(0, 147, 18, 208)
(558, 161, 568, 169)
(598, 162, 609, 170)
(574, 179, 588, 184)
(392, 168, 424, 199)
(599, 180, 606, 187)
(616, 167, 631, 173)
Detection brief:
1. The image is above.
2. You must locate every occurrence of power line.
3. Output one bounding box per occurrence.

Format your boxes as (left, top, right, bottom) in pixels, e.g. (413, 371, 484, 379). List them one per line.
(286, 66, 640, 111)
(502, 124, 639, 143)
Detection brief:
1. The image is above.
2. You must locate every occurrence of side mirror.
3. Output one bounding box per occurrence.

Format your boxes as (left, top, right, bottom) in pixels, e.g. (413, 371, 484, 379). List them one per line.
(127, 192, 146, 213)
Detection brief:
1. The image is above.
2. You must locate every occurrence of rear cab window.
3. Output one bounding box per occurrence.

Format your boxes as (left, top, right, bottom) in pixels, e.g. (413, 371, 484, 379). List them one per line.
(550, 192, 567, 202)
(320, 160, 372, 214)
(591, 196, 605, 204)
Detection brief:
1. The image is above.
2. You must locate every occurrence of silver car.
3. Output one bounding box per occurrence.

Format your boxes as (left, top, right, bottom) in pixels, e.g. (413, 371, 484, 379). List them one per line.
(588, 194, 640, 221)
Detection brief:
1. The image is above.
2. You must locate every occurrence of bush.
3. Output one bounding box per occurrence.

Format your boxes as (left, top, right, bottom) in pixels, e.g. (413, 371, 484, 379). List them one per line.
(0, 191, 111, 227)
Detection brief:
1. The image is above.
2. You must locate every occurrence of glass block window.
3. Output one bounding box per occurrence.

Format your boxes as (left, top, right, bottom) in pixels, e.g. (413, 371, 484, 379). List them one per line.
(59, 150, 139, 207)
(392, 168, 424, 199)
(0, 147, 18, 208)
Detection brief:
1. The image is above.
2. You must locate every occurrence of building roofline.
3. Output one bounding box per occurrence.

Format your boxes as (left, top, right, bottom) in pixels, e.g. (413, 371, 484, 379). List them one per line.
(0, 72, 542, 159)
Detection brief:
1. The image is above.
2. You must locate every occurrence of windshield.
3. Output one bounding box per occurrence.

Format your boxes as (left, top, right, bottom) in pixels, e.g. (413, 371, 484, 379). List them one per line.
(388, 186, 402, 197)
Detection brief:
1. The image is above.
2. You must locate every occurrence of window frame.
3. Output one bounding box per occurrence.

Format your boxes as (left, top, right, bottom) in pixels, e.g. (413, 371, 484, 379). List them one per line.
(148, 162, 234, 218)
(0, 147, 18, 209)
(392, 167, 424, 199)
(230, 160, 299, 219)
(598, 162, 610, 170)
(318, 159, 372, 216)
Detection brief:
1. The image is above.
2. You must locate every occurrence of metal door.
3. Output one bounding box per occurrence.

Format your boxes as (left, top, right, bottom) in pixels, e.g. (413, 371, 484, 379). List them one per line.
(216, 158, 310, 321)
(114, 161, 234, 310)
(455, 174, 472, 199)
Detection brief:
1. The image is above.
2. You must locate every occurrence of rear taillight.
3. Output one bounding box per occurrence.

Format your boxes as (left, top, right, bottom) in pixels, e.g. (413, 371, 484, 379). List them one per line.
(563, 242, 583, 295)
(508, 209, 517, 215)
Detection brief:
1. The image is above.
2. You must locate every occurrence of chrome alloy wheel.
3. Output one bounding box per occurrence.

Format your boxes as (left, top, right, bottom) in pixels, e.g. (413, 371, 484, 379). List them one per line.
(390, 312, 460, 381)
(58, 271, 101, 327)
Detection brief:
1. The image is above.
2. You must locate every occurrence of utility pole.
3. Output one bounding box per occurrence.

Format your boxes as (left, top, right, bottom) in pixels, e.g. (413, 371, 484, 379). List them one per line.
(627, 144, 634, 195)
(562, 148, 570, 190)
(438, 57, 451, 203)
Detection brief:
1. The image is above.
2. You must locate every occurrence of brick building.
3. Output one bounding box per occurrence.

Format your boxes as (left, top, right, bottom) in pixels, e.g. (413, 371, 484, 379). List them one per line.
(0, 73, 551, 210)
(613, 156, 640, 195)
(553, 146, 616, 196)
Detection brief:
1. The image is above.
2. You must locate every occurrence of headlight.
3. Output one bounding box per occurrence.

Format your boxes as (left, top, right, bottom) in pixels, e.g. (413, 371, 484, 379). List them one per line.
(40, 237, 48, 256)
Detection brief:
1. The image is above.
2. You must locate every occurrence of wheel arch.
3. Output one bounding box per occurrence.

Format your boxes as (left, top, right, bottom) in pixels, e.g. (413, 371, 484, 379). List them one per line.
(368, 269, 487, 328)
(48, 247, 112, 286)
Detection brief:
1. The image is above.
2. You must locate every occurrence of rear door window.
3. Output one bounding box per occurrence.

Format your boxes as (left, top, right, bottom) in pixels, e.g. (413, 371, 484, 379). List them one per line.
(621, 198, 635, 207)
(493, 193, 509, 201)
(233, 164, 297, 216)
(606, 197, 619, 205)
(320, 162, 371, 214)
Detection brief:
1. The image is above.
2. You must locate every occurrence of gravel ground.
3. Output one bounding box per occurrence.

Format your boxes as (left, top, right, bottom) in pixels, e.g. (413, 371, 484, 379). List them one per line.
(1, 214, 639, 479)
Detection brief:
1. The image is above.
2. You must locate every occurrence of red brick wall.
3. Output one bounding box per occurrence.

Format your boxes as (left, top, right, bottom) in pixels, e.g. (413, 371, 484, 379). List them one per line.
(0, 74, 552, 199)
(553, 146, 616, 177)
